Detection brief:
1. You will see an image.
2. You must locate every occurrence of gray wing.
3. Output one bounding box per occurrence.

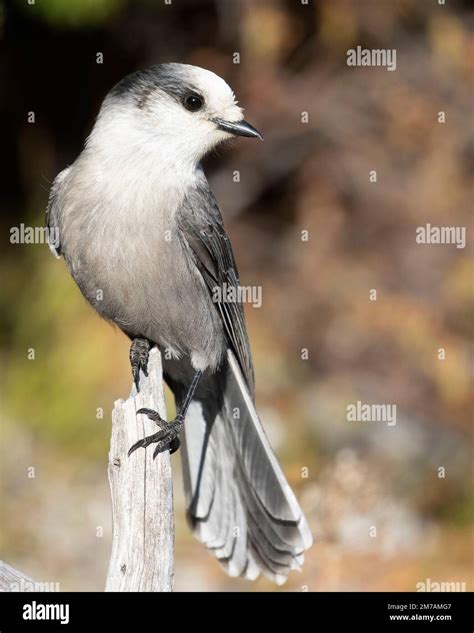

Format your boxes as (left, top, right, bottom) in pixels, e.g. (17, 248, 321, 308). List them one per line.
(45, 167, 71, 258)
(177, 171, 255, 393)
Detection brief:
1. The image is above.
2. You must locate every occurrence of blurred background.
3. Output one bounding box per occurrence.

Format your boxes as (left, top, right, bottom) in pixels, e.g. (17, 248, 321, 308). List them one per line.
(1, 0, 472, 592)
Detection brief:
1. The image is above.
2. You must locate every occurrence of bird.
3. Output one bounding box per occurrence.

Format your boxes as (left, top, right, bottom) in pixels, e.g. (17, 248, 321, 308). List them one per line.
(45, 63, 312, 584)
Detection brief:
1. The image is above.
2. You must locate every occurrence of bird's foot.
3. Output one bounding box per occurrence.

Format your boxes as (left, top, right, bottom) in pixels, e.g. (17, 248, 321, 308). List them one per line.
(128, 409, 183, 459)
(130, 338, 151, 392)
(129, 369, 202, 459)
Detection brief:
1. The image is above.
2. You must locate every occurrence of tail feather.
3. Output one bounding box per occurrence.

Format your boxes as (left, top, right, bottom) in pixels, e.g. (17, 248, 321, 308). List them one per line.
(180, 349, 312, 583)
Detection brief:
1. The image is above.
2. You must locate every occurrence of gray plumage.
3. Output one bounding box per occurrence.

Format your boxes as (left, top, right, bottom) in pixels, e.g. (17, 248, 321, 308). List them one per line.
(46, 63, 312, 583)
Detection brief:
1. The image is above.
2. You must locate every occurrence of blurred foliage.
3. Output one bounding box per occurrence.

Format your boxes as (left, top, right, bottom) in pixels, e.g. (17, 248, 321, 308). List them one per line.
(13, 0, 125, 28)
(1, 0, 472, 591)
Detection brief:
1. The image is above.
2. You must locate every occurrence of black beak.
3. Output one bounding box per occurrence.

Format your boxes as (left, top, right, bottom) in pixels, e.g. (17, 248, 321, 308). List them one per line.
(215, 118, 263, 140)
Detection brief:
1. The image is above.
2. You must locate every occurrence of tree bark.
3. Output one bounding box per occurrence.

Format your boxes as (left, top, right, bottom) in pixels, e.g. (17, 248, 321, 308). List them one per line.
(0, 561, 35, 592)
(105, 347, 174, 592)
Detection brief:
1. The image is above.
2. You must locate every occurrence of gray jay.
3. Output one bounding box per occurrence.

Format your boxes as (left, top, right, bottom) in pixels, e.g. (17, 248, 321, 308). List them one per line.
(46, 63, 312, 583)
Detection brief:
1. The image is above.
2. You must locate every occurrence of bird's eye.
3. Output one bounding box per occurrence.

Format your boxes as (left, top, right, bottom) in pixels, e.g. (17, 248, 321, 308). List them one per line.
(183, 94, 203, 112)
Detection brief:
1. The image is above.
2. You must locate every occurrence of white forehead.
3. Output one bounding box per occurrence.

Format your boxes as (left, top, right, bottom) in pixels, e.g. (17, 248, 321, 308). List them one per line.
(185, 65, 237, 108)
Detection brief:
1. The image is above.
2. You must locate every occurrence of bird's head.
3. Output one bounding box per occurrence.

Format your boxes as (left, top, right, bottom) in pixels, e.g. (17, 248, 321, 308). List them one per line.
(89, 63, 262, 169)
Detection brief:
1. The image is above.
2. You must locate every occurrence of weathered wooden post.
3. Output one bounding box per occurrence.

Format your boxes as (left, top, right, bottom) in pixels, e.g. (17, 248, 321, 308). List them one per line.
(0, 561, 35, 592)
(105, 348, 174, 591)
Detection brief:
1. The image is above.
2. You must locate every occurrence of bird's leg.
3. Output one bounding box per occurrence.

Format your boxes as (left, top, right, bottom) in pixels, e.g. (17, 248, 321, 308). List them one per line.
(129, 337, 151, 392)
(128, 370, 203, 459)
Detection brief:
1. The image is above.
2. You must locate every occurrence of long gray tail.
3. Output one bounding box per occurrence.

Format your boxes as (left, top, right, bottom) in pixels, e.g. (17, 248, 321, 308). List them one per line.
(180, 349, 313, 584)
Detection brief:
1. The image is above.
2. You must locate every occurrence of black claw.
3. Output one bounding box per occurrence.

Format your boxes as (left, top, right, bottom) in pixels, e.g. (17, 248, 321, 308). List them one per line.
(128, 410, 184, 458)
(128, 442, 142, 457)
(128, 428, 168, 457)
(137, 407, 166, 428)
(137, 407, 161, 419)
(169, 437, 181, 455)
(153, 441, 169, 459)
(129, 370, 202, 460)
(130, 338, 151, 392)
